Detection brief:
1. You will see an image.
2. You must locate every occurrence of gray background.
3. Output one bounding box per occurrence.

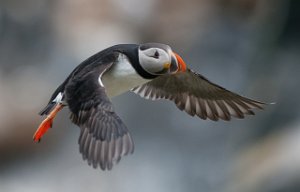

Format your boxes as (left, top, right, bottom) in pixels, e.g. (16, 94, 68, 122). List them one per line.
(0, 0, 299, 192)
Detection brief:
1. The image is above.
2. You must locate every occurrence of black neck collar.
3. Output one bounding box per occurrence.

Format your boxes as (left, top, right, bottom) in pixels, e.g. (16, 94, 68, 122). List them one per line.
(116, 44, 158, 79)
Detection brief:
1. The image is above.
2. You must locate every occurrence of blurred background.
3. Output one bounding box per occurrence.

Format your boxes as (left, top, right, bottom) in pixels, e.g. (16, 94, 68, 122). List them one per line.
(0, 0, 299, 191)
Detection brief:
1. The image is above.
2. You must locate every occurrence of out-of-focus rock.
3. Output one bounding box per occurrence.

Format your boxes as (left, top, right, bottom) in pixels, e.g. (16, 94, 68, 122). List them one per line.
(228, 122, 300, 192)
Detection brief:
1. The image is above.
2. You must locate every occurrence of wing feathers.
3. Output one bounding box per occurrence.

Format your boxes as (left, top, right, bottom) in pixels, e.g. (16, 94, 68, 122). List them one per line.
(132, 69, 266, 121)
(65, 60, 134, 170)
(74, 109, 134, 170)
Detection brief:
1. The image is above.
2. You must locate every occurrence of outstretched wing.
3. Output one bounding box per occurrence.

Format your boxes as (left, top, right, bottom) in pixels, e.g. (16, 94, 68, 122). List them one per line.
(132, 69, 265, 121)
(65, 61, 134, 170)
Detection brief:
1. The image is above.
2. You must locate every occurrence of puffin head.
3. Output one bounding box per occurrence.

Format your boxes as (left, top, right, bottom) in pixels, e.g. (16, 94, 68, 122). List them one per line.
(138, 43, 187, 76)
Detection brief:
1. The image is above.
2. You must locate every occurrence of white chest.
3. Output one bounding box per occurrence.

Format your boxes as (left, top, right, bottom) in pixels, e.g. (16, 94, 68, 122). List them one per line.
(101, 54, 149, 98)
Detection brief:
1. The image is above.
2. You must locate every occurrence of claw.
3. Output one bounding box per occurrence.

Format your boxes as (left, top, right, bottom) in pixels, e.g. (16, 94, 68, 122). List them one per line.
(33, 104, 63, 143)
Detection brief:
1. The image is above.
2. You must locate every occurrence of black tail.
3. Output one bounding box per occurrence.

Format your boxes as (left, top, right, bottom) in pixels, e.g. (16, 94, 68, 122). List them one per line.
(39, 83, 67, 116)
(39, 102, 57, 115)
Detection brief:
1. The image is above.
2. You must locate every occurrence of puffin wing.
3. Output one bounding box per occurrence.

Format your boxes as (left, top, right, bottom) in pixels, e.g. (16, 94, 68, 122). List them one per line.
(132, 69, 265, 121)
(65, 61, 134, 170)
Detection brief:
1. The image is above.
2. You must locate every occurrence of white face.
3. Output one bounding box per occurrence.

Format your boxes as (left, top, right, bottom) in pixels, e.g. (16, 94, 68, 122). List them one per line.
(138, 44, 178, 75)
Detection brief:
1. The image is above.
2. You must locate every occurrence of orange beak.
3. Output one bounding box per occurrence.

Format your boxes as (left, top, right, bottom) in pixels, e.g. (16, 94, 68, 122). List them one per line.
(173, 52, 187, 72)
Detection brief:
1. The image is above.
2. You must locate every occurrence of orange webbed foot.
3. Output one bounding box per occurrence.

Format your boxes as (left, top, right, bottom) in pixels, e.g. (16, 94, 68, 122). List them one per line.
(33, 104, 63, 143)
(33, 117, 54, 142)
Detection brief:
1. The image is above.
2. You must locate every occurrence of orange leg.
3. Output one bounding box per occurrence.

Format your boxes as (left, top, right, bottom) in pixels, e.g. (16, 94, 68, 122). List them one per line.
(33, 104, 64, 142)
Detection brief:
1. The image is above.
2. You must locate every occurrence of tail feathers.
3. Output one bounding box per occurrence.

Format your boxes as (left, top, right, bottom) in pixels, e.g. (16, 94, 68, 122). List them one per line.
(40, 80, 67, 116)
(40, 92, 65, 116)
(39, 102, 56, 116)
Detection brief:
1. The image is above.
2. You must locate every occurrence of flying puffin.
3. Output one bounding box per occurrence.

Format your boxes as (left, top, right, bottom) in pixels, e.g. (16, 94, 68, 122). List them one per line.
(34, 43, 265, 170)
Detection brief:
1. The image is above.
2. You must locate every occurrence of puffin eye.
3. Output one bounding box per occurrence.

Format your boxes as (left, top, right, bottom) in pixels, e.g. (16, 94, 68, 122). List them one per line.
(151, 50, 159, 59)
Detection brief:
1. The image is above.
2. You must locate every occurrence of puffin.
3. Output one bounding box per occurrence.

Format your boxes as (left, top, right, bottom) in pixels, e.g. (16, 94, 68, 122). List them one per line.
(34, 43, 265, 170)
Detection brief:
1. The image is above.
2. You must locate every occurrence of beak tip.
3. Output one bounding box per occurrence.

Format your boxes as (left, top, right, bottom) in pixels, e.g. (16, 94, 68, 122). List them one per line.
(173, 52, 187, 72)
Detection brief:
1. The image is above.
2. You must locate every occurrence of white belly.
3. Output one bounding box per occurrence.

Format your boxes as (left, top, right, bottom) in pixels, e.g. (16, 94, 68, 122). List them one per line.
(101, 54, 149, 98)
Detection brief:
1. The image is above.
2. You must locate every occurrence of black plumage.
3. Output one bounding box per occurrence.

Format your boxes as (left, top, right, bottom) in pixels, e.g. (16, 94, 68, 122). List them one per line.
(39, 44, 141, 170)
(36, 43, 267, 171)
